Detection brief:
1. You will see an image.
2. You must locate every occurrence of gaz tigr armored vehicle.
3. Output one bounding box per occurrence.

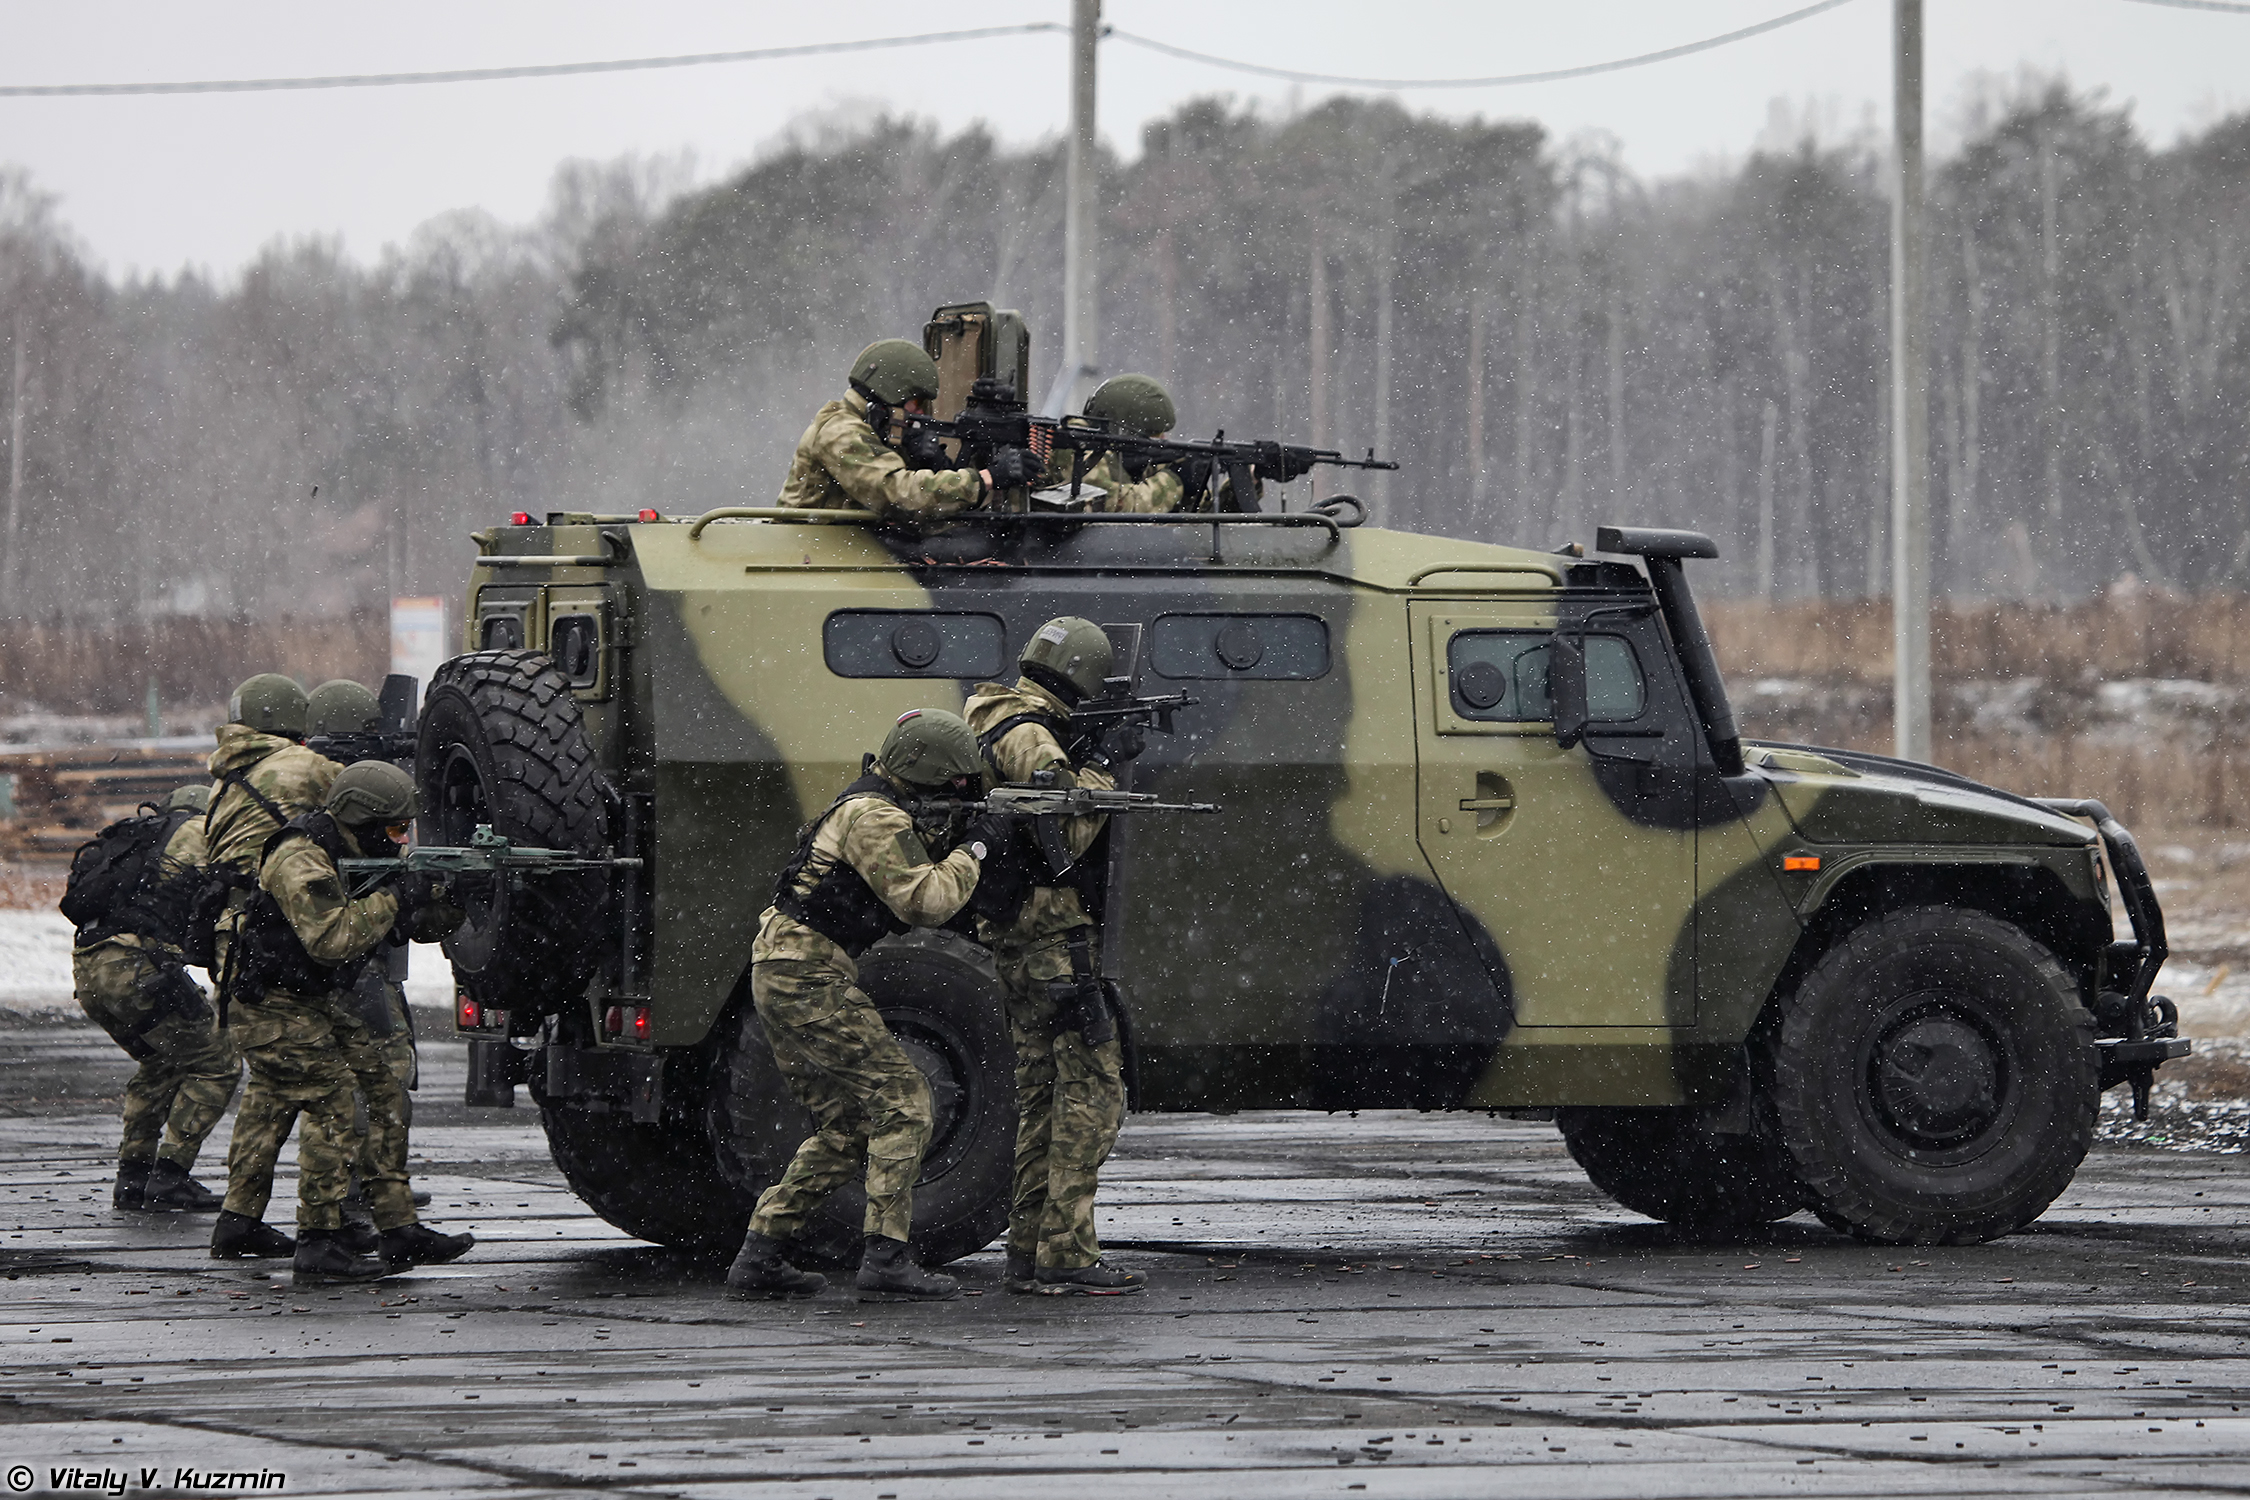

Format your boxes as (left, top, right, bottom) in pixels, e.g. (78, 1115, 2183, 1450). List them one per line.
(424, 320, 2184, 1262)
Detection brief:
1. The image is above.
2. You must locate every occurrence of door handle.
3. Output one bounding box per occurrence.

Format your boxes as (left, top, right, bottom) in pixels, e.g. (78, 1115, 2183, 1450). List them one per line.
(1459, 795, 1515, 812)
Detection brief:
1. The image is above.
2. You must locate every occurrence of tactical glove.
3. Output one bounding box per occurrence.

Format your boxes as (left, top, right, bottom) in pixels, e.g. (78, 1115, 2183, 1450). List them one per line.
(1120, 450, 1153, 481)
(962, 812, 1014, 864)
(1089, 721, 1146, 767)
(898, 422, 949, 471)
(987, 446, 1045, 491)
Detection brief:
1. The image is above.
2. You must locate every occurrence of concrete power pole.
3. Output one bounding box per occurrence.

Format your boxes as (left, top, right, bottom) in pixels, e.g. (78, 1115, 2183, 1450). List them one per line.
(1890, 0, 1932, 762)
(1057, 0, 1102, 414)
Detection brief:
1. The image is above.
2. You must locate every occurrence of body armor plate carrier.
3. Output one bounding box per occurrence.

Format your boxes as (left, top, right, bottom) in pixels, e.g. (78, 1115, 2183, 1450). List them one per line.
(770, 773, 913, 957)
(231, 812, 371, 1002)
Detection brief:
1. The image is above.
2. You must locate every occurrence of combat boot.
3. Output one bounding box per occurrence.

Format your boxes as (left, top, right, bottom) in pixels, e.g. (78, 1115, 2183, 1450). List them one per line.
(291, 1228, 392, 1285)
(855, 1235, 959, 1302)
(1004, 1250, 1038, 1295)
(111, 1159, 152, 1211)
(1035, 1260, 1145, 1296)
(379, 1222, 475, 1269)
(725, 1230, 824, 1299)
(141, 1159, 224, 1213)
(209, 1210, 295, 1259)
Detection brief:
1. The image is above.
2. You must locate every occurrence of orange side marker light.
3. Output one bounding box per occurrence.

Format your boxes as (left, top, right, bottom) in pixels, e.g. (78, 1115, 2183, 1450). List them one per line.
(1783, 855, 1821, 873)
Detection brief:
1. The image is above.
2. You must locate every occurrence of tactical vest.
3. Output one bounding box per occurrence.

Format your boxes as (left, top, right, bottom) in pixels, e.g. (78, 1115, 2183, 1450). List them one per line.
(975, 710, 1072, 775)
(233, 811, 367, 998)
(770, 773, 914, 957)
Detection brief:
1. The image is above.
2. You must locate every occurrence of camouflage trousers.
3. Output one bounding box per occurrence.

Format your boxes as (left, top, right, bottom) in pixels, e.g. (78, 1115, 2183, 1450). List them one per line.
(72, 941, 240, 1171)
(747, 957, 933, 1244)
(339, 976, 418, 1230)
(220, 988, 370, 1232)
(992, 929, 1125, 1270)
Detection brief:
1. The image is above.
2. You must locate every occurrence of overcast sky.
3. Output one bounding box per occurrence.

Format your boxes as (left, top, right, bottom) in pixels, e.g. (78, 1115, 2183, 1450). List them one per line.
(2, 0, 2244, 279)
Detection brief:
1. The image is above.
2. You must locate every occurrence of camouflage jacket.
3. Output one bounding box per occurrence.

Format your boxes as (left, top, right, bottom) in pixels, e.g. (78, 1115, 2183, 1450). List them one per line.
(1041, 449, 1187, 514)
(776, 390, 988, 521)
(258, 820, 401, 975)
(962, 677, 1116, 945)
(751, 786, 984, 971)
(205, 725, 341, 879)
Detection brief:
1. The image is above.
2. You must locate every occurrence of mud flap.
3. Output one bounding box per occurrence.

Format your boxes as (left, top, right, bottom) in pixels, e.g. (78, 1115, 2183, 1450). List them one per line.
(543, 1044, 665, 1125)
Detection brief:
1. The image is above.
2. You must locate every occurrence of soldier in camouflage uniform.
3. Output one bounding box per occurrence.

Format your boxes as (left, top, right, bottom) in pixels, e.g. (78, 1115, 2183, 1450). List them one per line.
(965, 618, 1145, 1295)
(726, 709, 1008, 1302)
(777, 339, 1042, 521)
(1045, 374, 1201, 514)
(219, 761, 472, 1285)
(70, 783, 238, 1213)
(305, 680, 424, 1228)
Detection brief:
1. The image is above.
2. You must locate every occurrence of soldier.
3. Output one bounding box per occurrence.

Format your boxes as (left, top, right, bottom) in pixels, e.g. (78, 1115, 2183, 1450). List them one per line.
(305, 679, 428, 1232)
(964, 618, 1144, 1296)
(1053, 374, 1207, 514)
(726, 709, 1007, 1302)
(67, 783, 238, 1213)
(219, 761, 472, 1285)
(202, 673, 339, 1261)
(776, 339, 1043, 521)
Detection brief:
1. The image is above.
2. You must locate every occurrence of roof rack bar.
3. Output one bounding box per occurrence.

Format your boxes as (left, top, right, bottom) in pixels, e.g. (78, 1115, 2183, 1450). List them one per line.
(686, 507, 878, 540)
(685, 506, 1341, 545)
(1406, 561, 1568, 587)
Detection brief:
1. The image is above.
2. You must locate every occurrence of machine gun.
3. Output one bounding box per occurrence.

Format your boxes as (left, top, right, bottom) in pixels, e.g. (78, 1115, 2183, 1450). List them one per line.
(338, 823, 642, 900)
(925, 780, 1218, 881)
(1068, 683, 1197, 737)
(874, 377, 1397, 514)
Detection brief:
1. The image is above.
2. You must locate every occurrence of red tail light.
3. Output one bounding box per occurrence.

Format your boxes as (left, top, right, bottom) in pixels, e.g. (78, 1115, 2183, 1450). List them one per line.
(457, 993, 481, 1030)
(632, 1006, 651, 1039)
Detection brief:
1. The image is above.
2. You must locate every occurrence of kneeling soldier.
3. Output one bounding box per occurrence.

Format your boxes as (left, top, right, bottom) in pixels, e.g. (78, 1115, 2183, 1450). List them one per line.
(728, 709, 1005, 1302)
(217, 762, 473, 1284)
(964, 618, 1143, 1295)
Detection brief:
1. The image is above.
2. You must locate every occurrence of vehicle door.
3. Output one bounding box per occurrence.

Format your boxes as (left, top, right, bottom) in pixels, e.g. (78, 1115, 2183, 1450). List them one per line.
(1406, 598, 1700, 1027)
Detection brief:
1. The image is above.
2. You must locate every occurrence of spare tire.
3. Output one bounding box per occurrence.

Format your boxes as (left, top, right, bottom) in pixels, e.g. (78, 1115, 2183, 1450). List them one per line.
(416, 650, 610, 1016)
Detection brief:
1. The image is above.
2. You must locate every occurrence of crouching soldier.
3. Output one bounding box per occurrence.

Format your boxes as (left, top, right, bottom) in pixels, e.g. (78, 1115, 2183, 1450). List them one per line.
(727, 709, 1008, 1302)
(65, 783, 239, 1212)
(215, 762, 474, 1284)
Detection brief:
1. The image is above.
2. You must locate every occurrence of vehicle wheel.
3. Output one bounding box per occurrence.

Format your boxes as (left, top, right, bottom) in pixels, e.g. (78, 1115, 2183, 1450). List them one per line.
(1556, 1106, 1803, 1229)
(712, 933, 1013, 1268)
(537, 1100, 745, 1254)
(1770, 906, 2096, 1246)
(415, 650, 610, 1015)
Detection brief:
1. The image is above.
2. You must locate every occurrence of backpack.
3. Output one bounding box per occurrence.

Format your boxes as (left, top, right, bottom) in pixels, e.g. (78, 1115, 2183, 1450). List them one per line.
(59, 806, 191, 941)
(180, 769, 289, 970)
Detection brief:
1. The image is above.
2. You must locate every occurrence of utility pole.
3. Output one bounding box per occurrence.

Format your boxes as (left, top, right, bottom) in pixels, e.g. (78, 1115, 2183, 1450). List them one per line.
(1058, 0, 1102, 413)
(1890, 0, 1932, 762)
(1, 313, 24, 615)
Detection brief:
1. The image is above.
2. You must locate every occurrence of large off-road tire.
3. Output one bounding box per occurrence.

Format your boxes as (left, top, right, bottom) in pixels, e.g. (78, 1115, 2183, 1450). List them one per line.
(1770, 906, 2097, 1246)
(537, 1100, 744, 1254)
(1556, 1106, 1804, 1230)
(415, 650, 609, 1015)
(712, 933, 1014, 1268)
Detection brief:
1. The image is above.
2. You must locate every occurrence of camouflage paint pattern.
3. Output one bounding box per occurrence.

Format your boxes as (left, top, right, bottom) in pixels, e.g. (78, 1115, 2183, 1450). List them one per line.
(466, 511, 2110, 1113)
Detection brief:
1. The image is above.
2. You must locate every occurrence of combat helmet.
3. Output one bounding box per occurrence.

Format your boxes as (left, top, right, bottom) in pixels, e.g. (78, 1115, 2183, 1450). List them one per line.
(878, 709, 983, 792)
(165, 784, 213, 814)
(228, 674, 308, 739)
(1084, 374, 1176, 438)
(325, 761, 419, 831)
(307, 679, 382, 738)
(848, 339, 942, 407)
(1019, 617, 1113, 705)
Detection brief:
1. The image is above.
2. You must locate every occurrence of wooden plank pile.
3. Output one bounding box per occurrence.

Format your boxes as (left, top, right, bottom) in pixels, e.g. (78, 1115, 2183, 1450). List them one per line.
(0, 746, 211, 860)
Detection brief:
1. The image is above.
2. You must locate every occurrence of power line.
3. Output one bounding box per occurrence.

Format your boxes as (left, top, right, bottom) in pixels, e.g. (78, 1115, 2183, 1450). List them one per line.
(0, 23, 1064, 97)
(2120, 0, 2250, 12)
(1103, 0, 1859, 89)
(0, 4, 1866, 101)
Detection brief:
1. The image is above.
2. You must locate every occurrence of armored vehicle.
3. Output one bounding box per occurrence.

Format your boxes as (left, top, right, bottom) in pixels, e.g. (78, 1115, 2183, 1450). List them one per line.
(426, 327, 2184, 1262)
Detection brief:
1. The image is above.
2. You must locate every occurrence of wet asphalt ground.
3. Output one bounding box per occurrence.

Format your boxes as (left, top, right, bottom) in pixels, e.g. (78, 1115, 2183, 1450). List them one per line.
(1, 1015, 2247, 1499)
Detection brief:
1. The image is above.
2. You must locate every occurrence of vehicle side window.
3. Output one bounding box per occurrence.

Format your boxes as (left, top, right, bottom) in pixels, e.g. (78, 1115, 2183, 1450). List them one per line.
(1147, 613, 1329, 681)
(1448, 631, 1645, 722)
(824, 610, 1008, 679)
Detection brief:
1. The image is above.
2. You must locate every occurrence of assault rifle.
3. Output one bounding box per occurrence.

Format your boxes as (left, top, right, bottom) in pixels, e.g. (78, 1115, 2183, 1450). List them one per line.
(1069, 681, 1197, 739)
(338, 823, 641, 899)
(306, 674, 421, 768)
(926, 780, 1218, 880)
(874, 376, 1396, 513)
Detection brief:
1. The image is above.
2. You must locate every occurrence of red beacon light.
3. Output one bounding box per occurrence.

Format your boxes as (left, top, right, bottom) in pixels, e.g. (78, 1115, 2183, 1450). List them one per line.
(637, 508, 661, 523)
(508, 511, 532, 526)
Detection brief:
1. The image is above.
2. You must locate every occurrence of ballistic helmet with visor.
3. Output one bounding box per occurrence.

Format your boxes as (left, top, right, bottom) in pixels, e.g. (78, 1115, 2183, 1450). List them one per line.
(165, 784, 213, 814)
(307, 679, 382, 738)
(228, 674, 308, 739)
(849, 339, 942, 407)
(879, 709, 983, 791)
(1084, 374, 1176, 438)
(1020, 616, 1113, 703)
(325, 761, 418, 830)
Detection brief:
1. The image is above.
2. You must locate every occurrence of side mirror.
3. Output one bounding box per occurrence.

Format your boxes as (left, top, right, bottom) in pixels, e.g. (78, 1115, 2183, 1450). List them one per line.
(1549, 629, 1588, 750)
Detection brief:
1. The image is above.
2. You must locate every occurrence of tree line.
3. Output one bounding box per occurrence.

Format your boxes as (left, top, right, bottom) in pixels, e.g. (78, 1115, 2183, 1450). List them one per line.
(0, 78, 2244, 624)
